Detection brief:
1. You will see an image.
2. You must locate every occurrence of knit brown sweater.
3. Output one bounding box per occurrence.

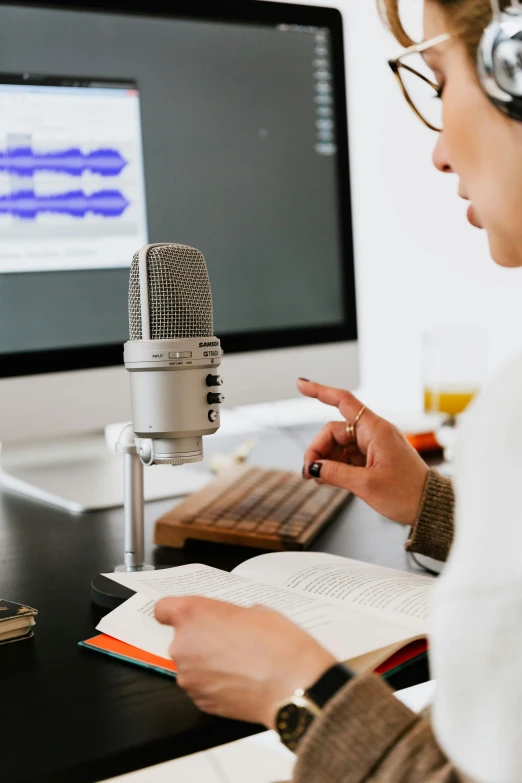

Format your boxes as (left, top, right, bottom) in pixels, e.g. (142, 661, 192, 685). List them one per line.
(293, 469, 463, 783)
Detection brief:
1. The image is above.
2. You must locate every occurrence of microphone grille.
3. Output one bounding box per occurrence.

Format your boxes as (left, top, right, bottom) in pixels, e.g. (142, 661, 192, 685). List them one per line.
(129, 244, 214, 340)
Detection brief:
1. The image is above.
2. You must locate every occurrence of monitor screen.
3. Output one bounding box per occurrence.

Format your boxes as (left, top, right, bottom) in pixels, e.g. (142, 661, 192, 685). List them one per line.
(0, 1, 356, 377)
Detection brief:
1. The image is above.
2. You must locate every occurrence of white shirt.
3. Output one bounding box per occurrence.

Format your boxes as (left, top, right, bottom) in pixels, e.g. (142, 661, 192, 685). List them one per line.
(431, 352, 522, 783)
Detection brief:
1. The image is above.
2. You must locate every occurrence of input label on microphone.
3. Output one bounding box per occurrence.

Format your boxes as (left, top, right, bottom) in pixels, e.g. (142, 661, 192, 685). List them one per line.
(203, 350, 219, 357)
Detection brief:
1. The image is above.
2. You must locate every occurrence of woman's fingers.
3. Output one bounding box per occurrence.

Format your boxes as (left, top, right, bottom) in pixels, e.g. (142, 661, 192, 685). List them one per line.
(297, 380, 431, 525)
(297, 379, 378, 426)
(343, 445, 367, 468)
(309, 459, 370, 497)
(304, 421, 365, 474)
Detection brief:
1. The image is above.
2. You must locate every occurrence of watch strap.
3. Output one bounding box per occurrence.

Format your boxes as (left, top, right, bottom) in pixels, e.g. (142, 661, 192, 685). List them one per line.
(306, 662, 356, 709)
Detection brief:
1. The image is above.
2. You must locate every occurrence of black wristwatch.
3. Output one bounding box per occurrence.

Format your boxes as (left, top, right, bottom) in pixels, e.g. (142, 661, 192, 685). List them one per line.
(274, 663, 356, 752)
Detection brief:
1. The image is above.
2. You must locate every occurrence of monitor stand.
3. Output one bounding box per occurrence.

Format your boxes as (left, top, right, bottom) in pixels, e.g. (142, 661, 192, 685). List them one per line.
(0, 397, 342, 512)
(0, 430, 212, 513)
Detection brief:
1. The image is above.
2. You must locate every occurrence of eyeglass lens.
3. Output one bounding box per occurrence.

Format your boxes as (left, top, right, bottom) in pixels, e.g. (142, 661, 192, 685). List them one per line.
(397, 51, 443, 131)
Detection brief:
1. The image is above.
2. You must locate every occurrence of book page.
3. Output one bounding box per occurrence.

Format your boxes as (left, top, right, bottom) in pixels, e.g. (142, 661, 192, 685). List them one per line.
(99, 730, 295, 783)
(97, 593, 173, 660)
(395, 680, 436, 714)
(101, 564, 416, 664)
(233, 551, 434, 632)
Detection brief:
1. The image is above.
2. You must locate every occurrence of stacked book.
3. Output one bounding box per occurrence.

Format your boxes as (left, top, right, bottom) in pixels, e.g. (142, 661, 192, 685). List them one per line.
(0, 599, 37, 645)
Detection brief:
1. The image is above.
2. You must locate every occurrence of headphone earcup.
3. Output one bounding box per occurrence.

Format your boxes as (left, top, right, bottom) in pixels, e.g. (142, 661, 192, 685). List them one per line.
(493, 38, 522, 95)
(478, 6, 522, 120)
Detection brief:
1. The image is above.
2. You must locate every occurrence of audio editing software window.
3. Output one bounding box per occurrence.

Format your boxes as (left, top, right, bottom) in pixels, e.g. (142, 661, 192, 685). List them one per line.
(0, 77, 148, 274)
(0, 5, 345, 356)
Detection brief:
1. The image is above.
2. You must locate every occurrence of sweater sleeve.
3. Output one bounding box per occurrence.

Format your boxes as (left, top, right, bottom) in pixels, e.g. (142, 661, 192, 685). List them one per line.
(293, 675, 466, 783)
(405, 469, 455, 562)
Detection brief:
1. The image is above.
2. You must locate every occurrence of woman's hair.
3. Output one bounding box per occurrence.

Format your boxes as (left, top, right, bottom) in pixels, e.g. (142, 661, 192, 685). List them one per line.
(377, 0, 493, 61)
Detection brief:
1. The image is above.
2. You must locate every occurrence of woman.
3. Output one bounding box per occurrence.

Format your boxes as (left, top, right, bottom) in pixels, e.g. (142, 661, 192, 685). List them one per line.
(155, 1, 522, 781)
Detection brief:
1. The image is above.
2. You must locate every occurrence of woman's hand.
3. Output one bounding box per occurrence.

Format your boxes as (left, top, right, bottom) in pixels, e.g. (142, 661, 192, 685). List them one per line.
(155, 596, 336, 728)
(298, 379, 429, 526)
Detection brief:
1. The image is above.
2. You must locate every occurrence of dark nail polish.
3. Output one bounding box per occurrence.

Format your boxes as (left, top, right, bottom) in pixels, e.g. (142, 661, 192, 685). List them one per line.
(309, 462, 322, 478)
(298, 377, 311, 382)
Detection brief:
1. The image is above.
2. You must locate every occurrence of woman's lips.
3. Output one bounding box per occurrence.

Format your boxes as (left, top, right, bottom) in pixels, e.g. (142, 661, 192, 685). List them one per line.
(466, 203, 483, 229)
(459, 190, 483, 229)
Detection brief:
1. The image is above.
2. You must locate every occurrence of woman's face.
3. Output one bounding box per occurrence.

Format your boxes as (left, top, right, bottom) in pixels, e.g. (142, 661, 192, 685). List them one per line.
(424, 1, 522, 267)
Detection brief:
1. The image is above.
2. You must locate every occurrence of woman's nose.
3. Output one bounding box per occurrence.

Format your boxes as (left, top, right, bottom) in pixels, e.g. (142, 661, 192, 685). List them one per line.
(432, 132, 453, 173)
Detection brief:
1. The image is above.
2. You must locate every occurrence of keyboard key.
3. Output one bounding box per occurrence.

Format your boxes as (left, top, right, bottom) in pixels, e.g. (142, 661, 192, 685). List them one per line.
(257, 522, 280, 534)
(236, 521, 259, 532)
(215, 519, 237, 529)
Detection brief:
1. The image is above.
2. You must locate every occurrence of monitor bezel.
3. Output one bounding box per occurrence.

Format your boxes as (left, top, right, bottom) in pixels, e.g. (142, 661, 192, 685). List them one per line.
(0, 0, 357, 379)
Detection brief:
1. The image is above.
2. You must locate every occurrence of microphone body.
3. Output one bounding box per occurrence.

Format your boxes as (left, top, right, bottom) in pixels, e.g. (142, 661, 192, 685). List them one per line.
(125, 243, 223, 466)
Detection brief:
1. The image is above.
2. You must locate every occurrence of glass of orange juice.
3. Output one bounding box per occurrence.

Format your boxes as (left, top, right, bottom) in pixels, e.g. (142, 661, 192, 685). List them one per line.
(423, 327, 486, 463)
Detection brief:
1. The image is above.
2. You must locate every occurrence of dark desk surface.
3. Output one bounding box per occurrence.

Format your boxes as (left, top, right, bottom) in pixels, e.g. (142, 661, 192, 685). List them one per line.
(0, 424, 429, 783)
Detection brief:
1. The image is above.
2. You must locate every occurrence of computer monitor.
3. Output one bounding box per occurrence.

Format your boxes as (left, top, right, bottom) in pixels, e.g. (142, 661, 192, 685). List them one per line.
(0, 0, 358, 511)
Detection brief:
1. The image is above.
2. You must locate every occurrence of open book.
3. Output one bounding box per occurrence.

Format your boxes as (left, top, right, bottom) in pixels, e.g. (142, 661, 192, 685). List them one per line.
(82, 551, 434, 675)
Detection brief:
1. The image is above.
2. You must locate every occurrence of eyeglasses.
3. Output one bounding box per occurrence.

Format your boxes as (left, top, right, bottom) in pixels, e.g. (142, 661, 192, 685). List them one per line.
(388, 33, 451, 132)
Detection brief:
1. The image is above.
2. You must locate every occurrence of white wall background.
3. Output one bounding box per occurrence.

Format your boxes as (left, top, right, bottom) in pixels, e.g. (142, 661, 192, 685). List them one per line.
(265, 0, 522, 412)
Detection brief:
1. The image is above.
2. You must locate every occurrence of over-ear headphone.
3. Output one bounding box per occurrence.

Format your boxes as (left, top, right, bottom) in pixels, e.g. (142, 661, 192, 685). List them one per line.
(478, 0, 522, 120)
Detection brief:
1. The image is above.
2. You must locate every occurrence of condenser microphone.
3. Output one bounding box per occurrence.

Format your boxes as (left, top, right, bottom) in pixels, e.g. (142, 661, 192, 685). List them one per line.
(124, 243, 224, 466)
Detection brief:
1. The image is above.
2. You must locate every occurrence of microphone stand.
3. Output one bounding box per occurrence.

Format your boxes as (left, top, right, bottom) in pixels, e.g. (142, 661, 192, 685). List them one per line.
(91, 424, 154, 610)
(114, 425, 154, 574)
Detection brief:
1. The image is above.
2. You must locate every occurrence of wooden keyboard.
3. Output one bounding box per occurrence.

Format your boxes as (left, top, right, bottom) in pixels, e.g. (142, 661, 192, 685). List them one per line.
(154, 465, 351, 551)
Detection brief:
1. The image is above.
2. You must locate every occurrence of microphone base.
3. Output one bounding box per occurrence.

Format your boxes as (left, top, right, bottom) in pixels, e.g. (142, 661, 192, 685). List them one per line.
(91, 565, 154, 610)
(91, 574, 135, 611)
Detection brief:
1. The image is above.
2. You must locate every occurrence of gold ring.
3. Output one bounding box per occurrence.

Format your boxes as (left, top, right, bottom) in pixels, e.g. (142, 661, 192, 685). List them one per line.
(346, 405, 366, 446)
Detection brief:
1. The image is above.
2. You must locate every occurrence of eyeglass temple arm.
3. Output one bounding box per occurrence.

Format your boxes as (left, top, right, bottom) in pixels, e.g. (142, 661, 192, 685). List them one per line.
(389, 33, 451, 67)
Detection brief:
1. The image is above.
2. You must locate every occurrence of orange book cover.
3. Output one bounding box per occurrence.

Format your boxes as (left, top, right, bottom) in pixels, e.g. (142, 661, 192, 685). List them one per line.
(80, 633, 427, 680)
(79, 634, 177, 677)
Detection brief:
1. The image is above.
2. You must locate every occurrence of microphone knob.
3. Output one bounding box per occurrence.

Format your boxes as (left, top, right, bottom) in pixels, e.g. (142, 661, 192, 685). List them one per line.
(207, 392, 225, 405)
(208, 410, 219, 423)
(206, 374, 223, 387)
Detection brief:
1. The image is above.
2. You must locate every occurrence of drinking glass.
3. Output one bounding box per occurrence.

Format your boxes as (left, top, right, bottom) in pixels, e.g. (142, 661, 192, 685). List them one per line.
(423, 328, 487, 465)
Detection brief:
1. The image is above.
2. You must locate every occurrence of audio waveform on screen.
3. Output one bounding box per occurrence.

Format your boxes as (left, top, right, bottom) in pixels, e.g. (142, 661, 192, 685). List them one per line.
(0, 146, 128, 177)
(0, 189, 130, 219)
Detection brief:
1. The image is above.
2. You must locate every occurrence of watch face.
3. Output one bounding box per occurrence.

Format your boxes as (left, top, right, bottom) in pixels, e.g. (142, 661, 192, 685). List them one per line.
(276, 702, 316, 752)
